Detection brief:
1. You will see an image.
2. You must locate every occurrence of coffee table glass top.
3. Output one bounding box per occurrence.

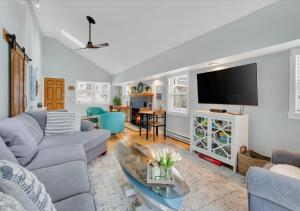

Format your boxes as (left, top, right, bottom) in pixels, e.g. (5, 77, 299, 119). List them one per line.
(114, 140, 190, 199)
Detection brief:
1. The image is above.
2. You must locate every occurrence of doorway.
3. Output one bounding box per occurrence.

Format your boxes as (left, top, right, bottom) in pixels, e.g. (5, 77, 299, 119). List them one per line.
(44, 77, 65, 111)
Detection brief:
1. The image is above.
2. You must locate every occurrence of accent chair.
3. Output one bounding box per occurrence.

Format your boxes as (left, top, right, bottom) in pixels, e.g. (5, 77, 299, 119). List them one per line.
(100, 112, 126, 134)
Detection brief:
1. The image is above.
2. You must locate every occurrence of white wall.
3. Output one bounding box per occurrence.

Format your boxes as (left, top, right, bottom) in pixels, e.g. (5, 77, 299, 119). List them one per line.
(42, 37, 113, 115)
(0, 0, 43, 118)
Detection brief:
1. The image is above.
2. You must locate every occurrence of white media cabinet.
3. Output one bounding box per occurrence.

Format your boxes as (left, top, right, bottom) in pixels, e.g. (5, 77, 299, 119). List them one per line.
(190, 110, 249, 172)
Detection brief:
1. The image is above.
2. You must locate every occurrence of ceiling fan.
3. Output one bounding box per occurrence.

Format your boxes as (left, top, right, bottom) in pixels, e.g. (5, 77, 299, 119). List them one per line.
(77, 16, 109, 51)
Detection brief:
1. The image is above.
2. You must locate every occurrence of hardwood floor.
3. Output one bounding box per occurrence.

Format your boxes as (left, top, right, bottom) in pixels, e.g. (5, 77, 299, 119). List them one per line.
(107, 128, 190, 152)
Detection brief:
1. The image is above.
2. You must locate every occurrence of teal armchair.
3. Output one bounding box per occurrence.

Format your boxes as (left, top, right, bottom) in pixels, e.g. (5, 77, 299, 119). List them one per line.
(86, 107, 109, 126)
(100, 112, 126, 134)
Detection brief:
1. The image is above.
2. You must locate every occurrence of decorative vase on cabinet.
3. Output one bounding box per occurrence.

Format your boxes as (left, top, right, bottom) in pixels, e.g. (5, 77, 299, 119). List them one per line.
(190, 110, 248, 172)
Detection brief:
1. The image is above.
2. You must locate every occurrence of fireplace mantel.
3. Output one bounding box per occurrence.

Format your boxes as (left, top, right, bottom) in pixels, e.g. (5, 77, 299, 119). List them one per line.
(129, 93, 153, 97)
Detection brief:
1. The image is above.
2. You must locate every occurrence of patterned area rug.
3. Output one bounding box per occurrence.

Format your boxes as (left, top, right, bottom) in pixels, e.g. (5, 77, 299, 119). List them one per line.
(88, 145, 248, 211)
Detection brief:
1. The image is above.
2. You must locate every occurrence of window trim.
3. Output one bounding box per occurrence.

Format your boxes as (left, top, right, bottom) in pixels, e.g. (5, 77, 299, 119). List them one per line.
(289, 48, 300, 119)
(75, 80, 111, 105)
(167, 73, 189, 116)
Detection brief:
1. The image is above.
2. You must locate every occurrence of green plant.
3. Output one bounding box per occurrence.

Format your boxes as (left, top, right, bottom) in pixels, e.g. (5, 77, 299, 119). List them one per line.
(154, 149, 182, 179)
(113, 96, 122, 106)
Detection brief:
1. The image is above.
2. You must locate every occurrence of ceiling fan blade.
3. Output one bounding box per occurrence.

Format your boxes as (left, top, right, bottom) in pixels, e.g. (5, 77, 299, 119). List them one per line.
(93, 43, 109, 48)
(76, 46, 88, 51)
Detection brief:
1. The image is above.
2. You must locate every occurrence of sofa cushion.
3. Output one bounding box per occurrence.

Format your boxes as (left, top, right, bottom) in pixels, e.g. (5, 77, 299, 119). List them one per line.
(32, 161, 90, 202)
(0, 160, 56, 211)
(16, 113, 43, 144)
(39, 130, 111, 152)
(26, 144, 87, 170)
(0, 136, 18, 163)
(25, 111, 47, 132)
(54, 193, 96, 211)
(45, 112, 75, 136)
(0, 118, 38, 166)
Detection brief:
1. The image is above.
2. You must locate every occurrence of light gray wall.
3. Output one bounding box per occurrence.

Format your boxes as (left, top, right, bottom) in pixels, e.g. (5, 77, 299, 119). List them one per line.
(167, 50, 300, 156)
(113, 0, 300, 84)
(0, 0, 43, 118)
(42, 37, 113, 115)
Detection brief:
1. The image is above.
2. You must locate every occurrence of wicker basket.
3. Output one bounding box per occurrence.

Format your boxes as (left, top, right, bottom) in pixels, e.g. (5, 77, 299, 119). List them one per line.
(237, 150, 270, 176)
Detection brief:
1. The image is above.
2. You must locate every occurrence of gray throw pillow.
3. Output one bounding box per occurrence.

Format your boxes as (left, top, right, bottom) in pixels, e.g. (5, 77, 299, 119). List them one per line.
(45, 112, 75, 136)
(16, 113, 44, 144)
(0, 136, 17, 164)
(0, 118, 38, 166)
(0, 160, 56, 211)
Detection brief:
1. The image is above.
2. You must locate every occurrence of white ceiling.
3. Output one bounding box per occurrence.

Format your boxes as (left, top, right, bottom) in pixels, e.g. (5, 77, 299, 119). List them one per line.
(33, 0, 277, 75)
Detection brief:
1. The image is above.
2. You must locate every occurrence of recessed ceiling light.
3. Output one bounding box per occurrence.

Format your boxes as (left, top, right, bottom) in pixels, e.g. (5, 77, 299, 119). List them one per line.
(208, 62, 220, 67)
(35, 4, 40, 8)
(61, 29, 85, 48)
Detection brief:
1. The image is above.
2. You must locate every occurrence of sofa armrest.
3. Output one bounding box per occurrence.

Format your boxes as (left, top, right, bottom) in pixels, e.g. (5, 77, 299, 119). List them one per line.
(272, 149, 300, 168)
(81, 120, 94, 131)
(247, 167, 300, 210)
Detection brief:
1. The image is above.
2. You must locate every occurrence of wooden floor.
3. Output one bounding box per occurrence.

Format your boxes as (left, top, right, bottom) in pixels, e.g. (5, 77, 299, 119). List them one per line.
(107, 128, 190, 152)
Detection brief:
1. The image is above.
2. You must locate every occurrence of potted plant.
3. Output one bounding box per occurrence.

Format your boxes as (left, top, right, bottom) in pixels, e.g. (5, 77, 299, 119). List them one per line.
(113, 96, 122, 106)
(154, 149, 182, 180)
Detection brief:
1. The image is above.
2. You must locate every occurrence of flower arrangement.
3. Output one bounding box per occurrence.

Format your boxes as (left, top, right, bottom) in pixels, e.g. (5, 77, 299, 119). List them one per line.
(154, 149, 182, 179)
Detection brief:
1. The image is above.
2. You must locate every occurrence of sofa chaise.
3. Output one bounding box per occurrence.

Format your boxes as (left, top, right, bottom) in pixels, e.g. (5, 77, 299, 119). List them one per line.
(0, 111, 111, 211)
(247, 149, 300, 211)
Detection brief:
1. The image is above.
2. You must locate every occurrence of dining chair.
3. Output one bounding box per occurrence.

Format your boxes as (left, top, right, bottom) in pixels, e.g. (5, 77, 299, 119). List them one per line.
(148, 108, 166, 141)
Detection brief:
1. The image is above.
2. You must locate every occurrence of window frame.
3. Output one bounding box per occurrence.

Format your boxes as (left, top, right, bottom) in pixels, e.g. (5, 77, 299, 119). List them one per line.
(289, 48, 300, 119)
(75, 80, 111, 105)
(167, 73, 189, 116)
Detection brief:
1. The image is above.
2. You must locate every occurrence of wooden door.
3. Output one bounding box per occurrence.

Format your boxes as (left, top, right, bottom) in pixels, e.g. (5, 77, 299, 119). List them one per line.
(10, 48, 26, 117)
(44, 78, 65, 111)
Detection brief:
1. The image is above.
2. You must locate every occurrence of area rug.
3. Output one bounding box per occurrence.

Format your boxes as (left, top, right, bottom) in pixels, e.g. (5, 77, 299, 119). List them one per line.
(88, 144, 248, 211)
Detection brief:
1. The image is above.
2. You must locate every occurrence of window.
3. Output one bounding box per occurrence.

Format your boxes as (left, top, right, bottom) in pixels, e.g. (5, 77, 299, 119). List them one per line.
(76, 81, 110, 104)
(168, 74, 189, 115)
(289, 48, 300, 119)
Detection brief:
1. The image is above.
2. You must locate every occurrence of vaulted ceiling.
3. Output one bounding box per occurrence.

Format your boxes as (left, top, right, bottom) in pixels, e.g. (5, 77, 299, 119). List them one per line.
(33, 0, 276, 75)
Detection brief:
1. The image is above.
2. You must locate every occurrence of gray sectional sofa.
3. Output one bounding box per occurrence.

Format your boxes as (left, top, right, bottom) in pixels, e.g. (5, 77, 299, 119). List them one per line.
(0, 111, 111, 211)
(247, 149, 300, 211)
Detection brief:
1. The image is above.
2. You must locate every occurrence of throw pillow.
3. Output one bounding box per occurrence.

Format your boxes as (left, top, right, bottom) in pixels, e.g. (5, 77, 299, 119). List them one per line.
(45, 112, 75, 136)
(0, 118, 38, 166)
(270, 164, 300, 180)
(0, 160, 56, 211)
(16, 113, 44, 144)
(0, 191, 27, 211)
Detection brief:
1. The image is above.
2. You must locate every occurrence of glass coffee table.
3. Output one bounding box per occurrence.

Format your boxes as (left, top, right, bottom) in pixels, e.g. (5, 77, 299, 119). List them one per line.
(114, 140, 190, 210)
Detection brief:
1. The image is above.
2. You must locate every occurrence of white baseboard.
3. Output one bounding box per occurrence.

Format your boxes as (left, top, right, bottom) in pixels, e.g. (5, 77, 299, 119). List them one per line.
(166, 131, 190, 144)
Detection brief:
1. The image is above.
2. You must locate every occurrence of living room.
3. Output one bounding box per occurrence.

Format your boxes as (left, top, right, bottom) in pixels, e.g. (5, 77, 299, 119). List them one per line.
(1, 0, 300, 211)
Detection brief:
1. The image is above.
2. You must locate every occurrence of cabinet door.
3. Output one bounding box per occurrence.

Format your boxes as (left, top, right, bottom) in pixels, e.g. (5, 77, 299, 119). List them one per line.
(210, 118, 233, 161)
(192, 116, 209, 151)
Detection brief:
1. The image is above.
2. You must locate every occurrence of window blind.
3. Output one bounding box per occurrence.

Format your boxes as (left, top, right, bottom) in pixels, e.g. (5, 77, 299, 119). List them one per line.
(296, 55, 300, 112)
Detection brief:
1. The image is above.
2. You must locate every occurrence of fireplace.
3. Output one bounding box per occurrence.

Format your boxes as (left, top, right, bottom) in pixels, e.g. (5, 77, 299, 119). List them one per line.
(130, 108, 141, 126)
(130, 97, 149, 127)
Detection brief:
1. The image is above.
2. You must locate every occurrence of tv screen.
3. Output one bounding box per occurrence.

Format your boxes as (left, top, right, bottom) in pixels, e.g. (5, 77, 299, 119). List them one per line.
(197, 63, 258, 106)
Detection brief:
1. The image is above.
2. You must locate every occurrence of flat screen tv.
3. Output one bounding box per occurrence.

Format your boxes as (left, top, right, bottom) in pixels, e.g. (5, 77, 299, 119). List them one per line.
(197, 63, 258, 106)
